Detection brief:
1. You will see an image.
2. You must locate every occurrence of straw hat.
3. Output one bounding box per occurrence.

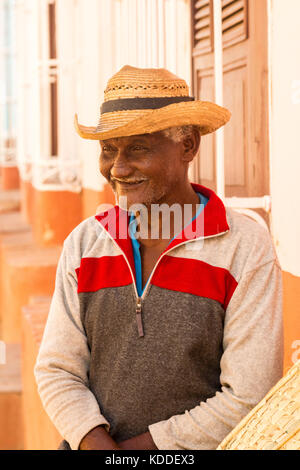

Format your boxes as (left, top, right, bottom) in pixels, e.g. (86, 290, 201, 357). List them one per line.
(75, 65, 231, 141)
(217, 359, 300, 450)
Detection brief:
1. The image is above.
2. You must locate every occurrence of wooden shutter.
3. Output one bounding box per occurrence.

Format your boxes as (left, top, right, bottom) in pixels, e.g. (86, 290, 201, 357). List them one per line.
(222, 0, 248, 48)
(191, 0, 269, 213)
(192, 0, 248, 55)
(193, 0, 214, 54)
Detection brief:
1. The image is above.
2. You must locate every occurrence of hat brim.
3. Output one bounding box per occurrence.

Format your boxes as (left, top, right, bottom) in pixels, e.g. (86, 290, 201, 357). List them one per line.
(74, 100, 231, 141)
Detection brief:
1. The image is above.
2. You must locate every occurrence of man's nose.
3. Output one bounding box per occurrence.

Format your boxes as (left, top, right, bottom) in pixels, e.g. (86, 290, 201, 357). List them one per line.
(110, 150, 132, 179)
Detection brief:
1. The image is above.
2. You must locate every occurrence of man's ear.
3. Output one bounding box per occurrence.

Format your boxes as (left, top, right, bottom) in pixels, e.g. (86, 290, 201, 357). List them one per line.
(182, 128, 201, 163)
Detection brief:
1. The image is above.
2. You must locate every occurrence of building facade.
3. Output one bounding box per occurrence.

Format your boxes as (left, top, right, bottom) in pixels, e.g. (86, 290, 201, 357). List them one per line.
(0, 0, 299, 449)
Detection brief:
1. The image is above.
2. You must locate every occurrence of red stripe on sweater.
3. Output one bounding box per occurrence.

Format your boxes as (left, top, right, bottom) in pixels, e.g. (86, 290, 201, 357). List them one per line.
(95, 206, 136, 279)
(76, 256, 133, 293)
(151, 255, 238, 309)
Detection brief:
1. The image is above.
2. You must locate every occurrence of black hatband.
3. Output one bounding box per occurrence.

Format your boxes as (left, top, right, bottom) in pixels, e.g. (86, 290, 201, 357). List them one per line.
(101, 96, 195, 114)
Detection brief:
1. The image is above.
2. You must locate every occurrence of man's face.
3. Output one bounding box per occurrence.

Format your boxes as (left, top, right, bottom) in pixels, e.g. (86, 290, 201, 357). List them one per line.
(99, 131, 187, 210)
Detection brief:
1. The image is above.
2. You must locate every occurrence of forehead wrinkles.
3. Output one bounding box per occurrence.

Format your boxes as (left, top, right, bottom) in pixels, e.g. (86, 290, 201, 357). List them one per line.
(103, 134, 150, 144)
(101, 131, 170, 147)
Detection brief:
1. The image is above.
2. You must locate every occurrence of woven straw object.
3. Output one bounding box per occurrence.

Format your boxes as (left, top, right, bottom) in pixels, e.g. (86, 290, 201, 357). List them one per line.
(75, 65, 231, 140)
(217, 360, 300, 450)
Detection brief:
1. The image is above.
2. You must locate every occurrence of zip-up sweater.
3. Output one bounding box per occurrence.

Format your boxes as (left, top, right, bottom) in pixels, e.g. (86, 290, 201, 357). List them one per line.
(34, 183, 283, 450)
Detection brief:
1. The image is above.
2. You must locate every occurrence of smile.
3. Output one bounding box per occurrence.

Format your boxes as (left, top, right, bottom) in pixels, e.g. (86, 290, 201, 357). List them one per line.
(113, 179, 147, 190)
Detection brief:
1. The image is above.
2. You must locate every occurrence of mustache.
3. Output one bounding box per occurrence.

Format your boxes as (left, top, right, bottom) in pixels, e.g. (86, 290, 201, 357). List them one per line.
(111, 177, 147, 184)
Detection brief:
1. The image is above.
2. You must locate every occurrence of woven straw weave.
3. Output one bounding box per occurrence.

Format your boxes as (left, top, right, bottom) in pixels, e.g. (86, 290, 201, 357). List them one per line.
(75, 65, 231, 140)
(103, 66, 189, 101)
(217, 360, 300, 450)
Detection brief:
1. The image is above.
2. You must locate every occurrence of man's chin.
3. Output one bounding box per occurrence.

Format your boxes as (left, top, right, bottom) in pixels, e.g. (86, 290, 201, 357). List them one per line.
(115, 188, 167, 212)
(116, 194, 149, 212)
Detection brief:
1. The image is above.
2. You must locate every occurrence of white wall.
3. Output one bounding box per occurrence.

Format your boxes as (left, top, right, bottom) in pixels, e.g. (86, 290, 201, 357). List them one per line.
(269, 0, 300, 276)
(77, 0, 192, 192)
(14, 0, 192, 193)
(0, 0, 18, 167)
(15, 0, 39, 181)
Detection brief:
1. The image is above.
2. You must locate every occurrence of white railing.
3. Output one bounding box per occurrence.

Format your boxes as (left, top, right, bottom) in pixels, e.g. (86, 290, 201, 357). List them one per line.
(32, 157, 82, 192)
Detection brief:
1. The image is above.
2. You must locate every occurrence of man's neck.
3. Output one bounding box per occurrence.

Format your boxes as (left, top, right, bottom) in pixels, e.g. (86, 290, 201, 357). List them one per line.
(133, 184, 200, 249)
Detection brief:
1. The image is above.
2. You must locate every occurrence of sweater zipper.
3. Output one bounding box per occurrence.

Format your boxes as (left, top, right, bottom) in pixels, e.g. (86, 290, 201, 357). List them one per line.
(102, 227, 229, 338)
(140, 230, 229, 302)
(99, 232, 145, 336)
(135, 297, 144, 337)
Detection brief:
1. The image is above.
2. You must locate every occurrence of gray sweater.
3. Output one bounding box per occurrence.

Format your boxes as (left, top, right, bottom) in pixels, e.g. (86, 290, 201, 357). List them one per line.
(34, 184, 283, 450)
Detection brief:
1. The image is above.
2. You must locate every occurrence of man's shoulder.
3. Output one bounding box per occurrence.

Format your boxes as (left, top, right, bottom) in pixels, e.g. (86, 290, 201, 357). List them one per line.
(224, 207, 280, 271)
(64, 215, 98, 242)
(62, 215, 107, 259)
(225, 207, 270, 239)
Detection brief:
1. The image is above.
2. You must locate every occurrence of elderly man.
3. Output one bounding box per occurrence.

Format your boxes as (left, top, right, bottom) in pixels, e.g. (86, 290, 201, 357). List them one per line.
(34, 66, 283, 450)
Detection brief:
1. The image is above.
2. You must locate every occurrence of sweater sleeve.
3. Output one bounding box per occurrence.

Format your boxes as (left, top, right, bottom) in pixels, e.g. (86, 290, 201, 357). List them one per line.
(148, 259, 284, 450)
(34, 239, 110, 450)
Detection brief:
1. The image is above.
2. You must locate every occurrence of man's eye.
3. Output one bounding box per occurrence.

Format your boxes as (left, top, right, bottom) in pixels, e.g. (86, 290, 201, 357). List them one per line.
(102, 146, 114, 152)
(131, 146, 147, 151)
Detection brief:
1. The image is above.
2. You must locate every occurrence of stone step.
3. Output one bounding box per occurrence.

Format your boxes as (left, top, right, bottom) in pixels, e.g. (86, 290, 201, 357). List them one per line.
(1, 242, 62, 343)
(0, 343, 24, 450)
(0, 190, 21, 214)
(0, 211, 30, 236)
(21, 299, 61, 450)
(0, 167, 20, 191)
(29, 295, 53, 307)
(22, 303, 50, 347)
(0, 229, 34, 338)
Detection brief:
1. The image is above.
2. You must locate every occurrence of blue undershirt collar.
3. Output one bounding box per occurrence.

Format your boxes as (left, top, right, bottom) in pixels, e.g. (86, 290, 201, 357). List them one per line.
(129, 192, 209, 297)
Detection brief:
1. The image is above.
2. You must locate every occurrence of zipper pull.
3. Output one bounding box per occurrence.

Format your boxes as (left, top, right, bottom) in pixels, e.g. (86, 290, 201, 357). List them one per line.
(136, 297, 144, 337)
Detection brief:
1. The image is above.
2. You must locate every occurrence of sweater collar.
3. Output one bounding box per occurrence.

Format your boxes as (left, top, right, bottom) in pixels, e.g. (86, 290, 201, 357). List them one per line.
(95, 183, 229, 266)
(189, 182, 229, 238)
